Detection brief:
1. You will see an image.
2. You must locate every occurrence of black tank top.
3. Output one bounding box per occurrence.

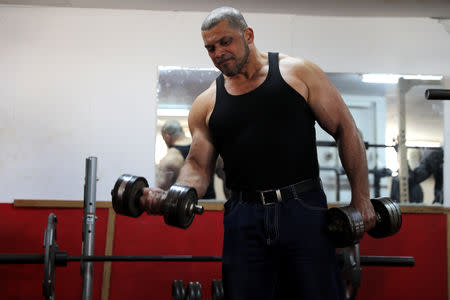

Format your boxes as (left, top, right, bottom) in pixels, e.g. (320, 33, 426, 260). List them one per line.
(172, 145, 190, 159)
(171, 145, 216, 199)
(209, 52, 319, 190)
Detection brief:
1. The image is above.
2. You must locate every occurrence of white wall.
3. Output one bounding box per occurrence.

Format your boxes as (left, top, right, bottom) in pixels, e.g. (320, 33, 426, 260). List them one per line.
(1, 5, 449, 202)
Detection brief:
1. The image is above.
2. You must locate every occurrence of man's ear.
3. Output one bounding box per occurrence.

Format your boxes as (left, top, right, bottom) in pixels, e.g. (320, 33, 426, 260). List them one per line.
(244, 27, 254, 44)
(163, 134, 171, 146)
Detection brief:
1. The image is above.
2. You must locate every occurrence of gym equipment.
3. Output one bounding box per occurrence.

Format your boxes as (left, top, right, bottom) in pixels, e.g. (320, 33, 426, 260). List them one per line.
(338, 244, 361, 300)
(0, 212, 414, 300)
(82, 157, 97, 300)
(211, 279, 224, 300)
(2, 158, 413, 299)
(171, 279, 224, 300)
(425, 88, 450, 100)
(0, 213, 222, 300)
(186, 281, 202, 300)
(111, 174, 204, 228)
(171, 281, 205, 300)
(173, 245, 414, 300)
(172, 280, 186, 300)
(43, 213, 59, 300)
(326, 197, 402, 247)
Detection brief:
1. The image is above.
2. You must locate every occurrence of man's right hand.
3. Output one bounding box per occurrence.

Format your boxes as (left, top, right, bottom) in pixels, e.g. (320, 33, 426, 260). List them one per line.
(140, 187, 166, 215)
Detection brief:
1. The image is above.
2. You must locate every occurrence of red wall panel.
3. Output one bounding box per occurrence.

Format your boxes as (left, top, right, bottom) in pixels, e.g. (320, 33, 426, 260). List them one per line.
(0, 204, 447, 300)
(110, 212, 224, 300)
(357, 213, 447, 300)
(0, 204, 108, 300)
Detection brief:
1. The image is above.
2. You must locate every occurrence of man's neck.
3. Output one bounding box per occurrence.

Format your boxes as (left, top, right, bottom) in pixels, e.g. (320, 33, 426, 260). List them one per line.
(225, 47, 266, 82)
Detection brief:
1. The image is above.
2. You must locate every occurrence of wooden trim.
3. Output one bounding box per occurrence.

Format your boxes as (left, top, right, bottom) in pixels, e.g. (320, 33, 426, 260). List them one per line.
(101, 208, 116, 300)
(328, 203, 450, 214)
(13, 199, 226, 211)
(198, 200, 226, 211)
(398, 205, 450, 214)
(13, 199, 450, 214)
(14, 199, 112, 208)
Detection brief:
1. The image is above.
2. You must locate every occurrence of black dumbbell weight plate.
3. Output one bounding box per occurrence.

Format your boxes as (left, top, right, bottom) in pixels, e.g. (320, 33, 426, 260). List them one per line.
(185, 282, 196, 300)
(176, 187, 199, 229)
(111, 174, 149, 217)
(164, 185, 198, 229)
(194, 282, 202, 300)
(212, 279, 224, 300)
(368, 198, 402, 238)
(163, 186, 183, 227)
(171, 280, 185, 300)
(326, 206, 364, 248)
(43, 213, 58, 300)
(388, 198, 402, 235)
(384, 200, 400, 236)
(126, 177, 149, 217)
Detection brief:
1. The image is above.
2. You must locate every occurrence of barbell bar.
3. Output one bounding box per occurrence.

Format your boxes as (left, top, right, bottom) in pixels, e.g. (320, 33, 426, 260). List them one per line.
(0, 254, 223, 264)
(0, 253, 414, 265)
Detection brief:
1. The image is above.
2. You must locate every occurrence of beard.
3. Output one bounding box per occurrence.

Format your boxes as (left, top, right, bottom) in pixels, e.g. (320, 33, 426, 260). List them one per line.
(217, 40, 250, 77)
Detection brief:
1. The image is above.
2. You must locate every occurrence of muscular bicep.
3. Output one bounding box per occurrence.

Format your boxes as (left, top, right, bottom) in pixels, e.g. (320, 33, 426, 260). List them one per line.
(185, 93, 218, 175)
(186, 129, 217, 175)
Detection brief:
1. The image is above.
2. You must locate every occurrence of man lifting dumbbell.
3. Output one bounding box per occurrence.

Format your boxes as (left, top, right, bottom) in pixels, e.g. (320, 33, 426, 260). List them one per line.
(111, 174, 204, 228)
(139, 6, 377, 300)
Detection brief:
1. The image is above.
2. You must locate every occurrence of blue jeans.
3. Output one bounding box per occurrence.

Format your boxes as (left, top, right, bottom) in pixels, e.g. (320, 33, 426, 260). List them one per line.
(222, 188, 344, 300)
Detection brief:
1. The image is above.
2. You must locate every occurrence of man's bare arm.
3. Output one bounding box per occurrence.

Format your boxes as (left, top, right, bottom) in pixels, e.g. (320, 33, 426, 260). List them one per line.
(175, 91, 218, 198)
(299, 59, 376, 231)
(156, 148, 185, 190)
(140, 86, 216, 213)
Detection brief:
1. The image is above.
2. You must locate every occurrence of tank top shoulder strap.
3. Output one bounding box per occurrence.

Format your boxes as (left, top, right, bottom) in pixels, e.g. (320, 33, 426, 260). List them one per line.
(216, 73, 226, 95)
(268, 52, 282, 79)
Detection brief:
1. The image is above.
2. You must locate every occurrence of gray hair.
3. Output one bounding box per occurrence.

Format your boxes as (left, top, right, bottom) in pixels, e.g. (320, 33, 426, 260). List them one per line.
(161, 120, 184, 137)
(201, 6, 248, 32)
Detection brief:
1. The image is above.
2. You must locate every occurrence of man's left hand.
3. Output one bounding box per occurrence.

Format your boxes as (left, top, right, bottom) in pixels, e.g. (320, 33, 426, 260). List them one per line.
(352, 198, 377, 232)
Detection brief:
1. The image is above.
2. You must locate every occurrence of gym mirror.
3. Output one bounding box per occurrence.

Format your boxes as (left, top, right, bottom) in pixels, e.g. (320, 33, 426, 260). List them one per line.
(155, 66, 444, 205)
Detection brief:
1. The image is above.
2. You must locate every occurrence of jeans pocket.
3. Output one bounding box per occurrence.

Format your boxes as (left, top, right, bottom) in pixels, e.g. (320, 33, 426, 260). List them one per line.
(223, 199, 239, 218)
(294, 190, 328, 213)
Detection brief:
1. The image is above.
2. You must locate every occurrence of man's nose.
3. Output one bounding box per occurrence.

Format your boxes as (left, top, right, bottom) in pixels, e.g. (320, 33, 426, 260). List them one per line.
(214, 47, 226, 60)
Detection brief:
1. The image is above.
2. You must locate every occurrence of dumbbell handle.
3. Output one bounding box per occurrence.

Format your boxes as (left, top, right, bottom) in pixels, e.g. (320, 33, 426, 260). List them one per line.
(145, 189, 204, 216)
(192, 204, 204, 215)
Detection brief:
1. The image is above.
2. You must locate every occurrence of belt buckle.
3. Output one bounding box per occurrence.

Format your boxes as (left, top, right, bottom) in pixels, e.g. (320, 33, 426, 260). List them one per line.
(259, 189, 282, 205)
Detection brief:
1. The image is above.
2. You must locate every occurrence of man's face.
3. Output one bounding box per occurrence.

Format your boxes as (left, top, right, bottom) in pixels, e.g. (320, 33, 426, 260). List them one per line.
(202, 20, 250, 76)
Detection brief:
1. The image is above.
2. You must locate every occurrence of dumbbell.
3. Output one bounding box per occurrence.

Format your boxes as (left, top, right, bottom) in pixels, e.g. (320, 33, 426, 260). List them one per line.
(172, 280, 202, 300)
(326, 197, 402, 248)
(172, 280, 223, 300)
(211, 280, 224, 300)
(111, 174, 204, 229)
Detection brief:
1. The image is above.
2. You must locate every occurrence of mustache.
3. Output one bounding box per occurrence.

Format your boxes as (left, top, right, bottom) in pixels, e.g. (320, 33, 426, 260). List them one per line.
(216, 56, 234, 64)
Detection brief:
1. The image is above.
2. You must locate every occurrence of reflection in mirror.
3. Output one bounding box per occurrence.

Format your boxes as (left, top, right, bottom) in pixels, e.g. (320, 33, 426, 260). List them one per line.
(156, 67, 444, 205)
(156, 67, 223, 200)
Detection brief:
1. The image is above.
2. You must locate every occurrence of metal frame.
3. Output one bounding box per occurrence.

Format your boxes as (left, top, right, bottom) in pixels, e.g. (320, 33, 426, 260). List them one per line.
(82, 157, 98, 300)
